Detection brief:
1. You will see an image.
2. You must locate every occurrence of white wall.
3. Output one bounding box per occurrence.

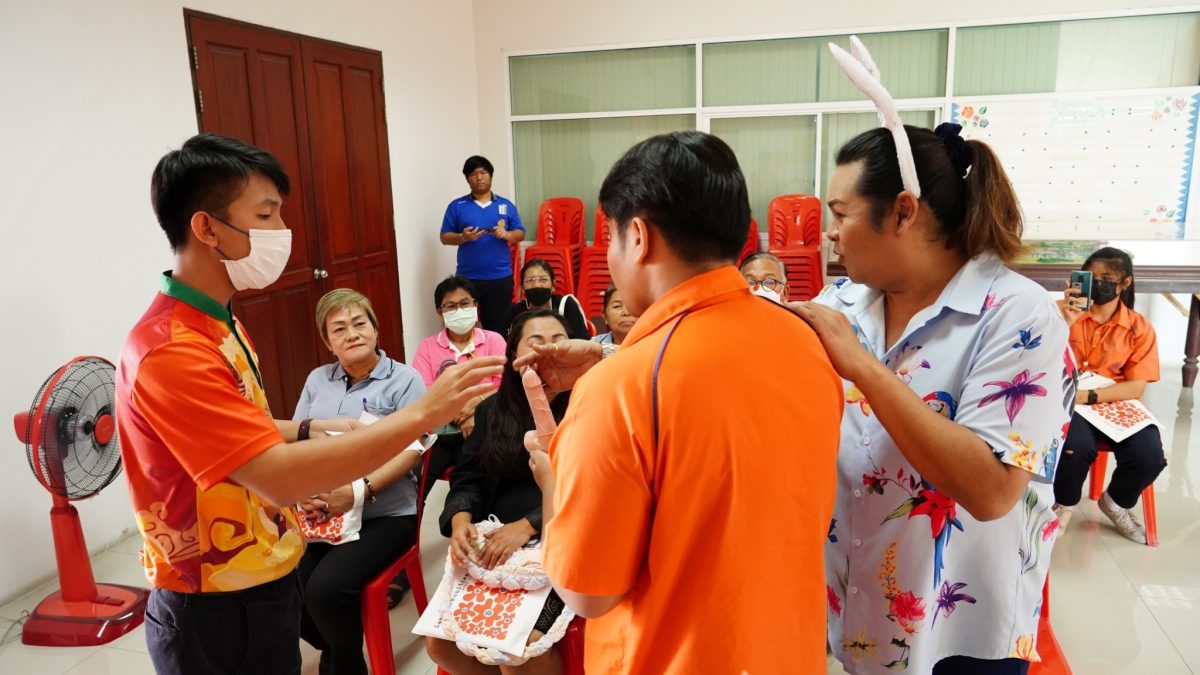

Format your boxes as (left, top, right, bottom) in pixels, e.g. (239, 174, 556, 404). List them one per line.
(0, 0, 478, 603)
(470, 0, 1194, 366)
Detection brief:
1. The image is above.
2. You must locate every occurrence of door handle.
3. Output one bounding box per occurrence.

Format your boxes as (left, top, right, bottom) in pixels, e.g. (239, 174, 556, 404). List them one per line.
(313, 268, 329, 279)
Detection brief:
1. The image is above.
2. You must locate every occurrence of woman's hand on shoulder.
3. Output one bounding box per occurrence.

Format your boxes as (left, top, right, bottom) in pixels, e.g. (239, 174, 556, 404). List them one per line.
(785, 301, 875, 383)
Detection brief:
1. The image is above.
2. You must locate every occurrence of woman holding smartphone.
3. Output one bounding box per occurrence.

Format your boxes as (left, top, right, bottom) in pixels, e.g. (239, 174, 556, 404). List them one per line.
(1053, 247, 1166, 543)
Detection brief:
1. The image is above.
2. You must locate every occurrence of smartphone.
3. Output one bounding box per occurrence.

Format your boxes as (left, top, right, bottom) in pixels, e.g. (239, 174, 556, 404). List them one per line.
(1069, 271, 1093, 310)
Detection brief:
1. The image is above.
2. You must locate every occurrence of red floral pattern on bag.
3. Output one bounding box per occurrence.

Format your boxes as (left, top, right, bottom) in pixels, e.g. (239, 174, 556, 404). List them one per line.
(301, 514, 346, 541)
(453, 580, 526, 641)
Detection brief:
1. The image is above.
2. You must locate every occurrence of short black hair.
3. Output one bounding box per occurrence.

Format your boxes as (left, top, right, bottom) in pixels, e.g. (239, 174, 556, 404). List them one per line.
(434, 275, 477, 309)
(600, 131, 750, 264)
(463, 155, 494, 177)
(521, 259, 555, 284)
(150, 133, 290, 251)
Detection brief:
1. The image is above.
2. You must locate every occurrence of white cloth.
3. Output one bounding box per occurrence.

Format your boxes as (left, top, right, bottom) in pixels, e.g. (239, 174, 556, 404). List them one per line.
(817, 255, 1074, 673)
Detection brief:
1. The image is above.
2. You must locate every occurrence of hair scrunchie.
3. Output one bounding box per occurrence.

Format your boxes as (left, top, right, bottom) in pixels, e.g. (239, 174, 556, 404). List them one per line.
(933, 122, 972, 178)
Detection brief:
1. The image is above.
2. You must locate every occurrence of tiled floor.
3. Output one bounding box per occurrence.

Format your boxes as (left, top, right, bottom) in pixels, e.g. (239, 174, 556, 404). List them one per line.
(1, 372, 1195, 674)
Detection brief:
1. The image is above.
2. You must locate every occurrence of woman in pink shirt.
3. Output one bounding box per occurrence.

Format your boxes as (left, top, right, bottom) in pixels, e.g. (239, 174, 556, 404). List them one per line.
(413, 275, 507, 493)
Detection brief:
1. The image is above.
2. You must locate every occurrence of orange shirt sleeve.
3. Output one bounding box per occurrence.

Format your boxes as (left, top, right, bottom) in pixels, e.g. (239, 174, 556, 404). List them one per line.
(132, 340, 284, 491)
(543, 366, 653, 597)
(1122, 315, 1160, 383)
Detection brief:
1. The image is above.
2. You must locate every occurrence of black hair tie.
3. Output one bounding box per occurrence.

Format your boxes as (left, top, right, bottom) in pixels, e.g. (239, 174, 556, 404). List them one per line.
(934, 122, 972, 178)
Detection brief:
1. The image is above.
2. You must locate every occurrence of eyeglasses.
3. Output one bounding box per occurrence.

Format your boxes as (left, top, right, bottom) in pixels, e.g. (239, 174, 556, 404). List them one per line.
(746, 278, 785, 291)
(440, 299, 476, 312)
(524, 276, 552, 286)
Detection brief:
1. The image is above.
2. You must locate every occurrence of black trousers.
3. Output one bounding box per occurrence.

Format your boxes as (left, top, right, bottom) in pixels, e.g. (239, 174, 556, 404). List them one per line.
(1053, 413, 1166, 509)
(298, 515, 418, 675)
(933, 655, 1030, 675)
(424, 432, 464, 502)
(145, 569, 301, 675)
(470, 276, 514, 334)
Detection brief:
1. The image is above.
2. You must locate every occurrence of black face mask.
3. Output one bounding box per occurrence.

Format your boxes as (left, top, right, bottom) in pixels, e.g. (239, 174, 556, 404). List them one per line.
(525, 287, 553, 306)
(1091, 278, 1121, 305)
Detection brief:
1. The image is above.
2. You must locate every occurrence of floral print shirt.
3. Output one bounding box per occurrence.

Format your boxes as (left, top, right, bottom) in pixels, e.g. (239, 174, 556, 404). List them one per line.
(817, 255, 1074, 673)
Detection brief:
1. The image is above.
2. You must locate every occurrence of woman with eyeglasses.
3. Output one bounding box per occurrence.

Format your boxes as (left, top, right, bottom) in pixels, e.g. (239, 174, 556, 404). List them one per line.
(413, 276, 506, 440)
(502, 259, 591, 339)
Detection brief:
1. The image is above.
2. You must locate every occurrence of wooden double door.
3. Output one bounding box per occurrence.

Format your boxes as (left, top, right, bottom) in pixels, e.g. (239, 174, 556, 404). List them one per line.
(186, 11, 404, 417)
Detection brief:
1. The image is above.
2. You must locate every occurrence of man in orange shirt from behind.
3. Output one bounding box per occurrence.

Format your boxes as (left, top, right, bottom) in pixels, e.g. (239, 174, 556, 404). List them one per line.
(522, 131, 843, 674)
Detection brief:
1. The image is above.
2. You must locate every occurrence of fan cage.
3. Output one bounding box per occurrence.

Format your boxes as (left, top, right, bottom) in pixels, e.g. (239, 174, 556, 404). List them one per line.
(24, 357, 123, 500)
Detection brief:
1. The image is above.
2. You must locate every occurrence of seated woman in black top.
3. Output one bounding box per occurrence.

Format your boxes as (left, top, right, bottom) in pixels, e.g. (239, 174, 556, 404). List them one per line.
(425, 309, 572, 675)
(503, 259, 590, 339)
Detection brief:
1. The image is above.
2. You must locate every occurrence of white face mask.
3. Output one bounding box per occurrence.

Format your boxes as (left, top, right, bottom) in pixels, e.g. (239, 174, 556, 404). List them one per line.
(443, 306, 478, 335)
(752, 285, 782, 304)
(212, 214, 292, 291)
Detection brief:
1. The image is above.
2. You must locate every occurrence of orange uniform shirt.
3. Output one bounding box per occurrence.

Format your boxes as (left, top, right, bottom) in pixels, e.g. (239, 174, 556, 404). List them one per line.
(1069, 301, 1159, 383)
(116, 274, 303, 593)
(544, 267, 843, 675)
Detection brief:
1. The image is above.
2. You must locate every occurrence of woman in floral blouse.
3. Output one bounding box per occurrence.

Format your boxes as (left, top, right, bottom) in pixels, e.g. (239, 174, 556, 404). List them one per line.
(792, 123, 1073, 675)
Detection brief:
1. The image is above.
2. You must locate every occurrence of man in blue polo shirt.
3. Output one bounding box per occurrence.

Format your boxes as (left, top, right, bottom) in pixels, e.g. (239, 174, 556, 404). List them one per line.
(439, 155, 525, 333)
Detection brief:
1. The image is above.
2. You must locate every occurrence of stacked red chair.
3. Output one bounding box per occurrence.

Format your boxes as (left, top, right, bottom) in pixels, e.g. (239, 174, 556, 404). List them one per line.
(593, 206, 612, 247)
(767, 195, 824, 301)
(509, 241, 522, 302)
(523, 247, 576, 296)
(525, 198, 584, 296)
(738, 218, 760, 266)
(577, 208, 614, 319)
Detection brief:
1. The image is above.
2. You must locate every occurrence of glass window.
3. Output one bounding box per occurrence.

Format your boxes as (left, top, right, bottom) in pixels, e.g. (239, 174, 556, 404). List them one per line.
(710, 115, 818, 227)
(512, 115, 696, 241)
(818, 30, 948, 102)
(955, 14, 1200, 95)
(510, 46, 696, 116)
(703, 38, 822, 106)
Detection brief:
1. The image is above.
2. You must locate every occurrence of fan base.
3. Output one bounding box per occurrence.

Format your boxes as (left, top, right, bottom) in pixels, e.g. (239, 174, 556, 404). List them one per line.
(21, 584, 150, 647)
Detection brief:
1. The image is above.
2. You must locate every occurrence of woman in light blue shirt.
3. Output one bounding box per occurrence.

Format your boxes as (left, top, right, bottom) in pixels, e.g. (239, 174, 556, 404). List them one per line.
(590, 285, 637, 346)
(293, 288, 426, 675)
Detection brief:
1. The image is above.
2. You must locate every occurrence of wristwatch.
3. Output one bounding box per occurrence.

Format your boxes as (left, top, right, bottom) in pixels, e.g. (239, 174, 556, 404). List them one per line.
(1086, 390, 1098, 405)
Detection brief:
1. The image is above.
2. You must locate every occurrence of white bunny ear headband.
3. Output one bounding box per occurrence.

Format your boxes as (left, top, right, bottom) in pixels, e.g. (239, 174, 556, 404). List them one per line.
(828, 36, 922, 198)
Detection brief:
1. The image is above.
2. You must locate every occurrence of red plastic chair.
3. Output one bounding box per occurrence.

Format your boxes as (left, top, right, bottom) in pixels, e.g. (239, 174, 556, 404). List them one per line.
(1088, 440, 1159, 547)
(738, 218, 760, 266)
(768, 195, 823, 248)
(577, 252, 613, 319)
(1029, 574, 1073, 675)
(537, 198, 585, 247)
(594, 206, 612, 247)
(510, 242, 523, 302)
(522, 248, 576, 296)
(768, 247, 823, 301)
(437, 617, 587, 675)
(361, 451, 446, 675)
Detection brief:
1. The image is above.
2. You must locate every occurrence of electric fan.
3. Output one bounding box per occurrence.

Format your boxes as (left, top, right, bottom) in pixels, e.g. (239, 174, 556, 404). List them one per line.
(12, 356, 148, 647)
